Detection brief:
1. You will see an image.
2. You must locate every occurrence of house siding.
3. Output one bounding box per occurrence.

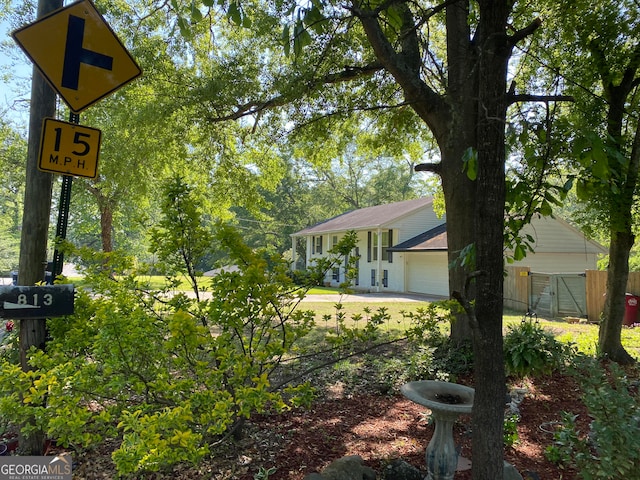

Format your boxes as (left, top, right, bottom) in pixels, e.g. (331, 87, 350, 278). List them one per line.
(388, 211, 445, 243)
(511, 253, 601, 273)
(291, 199, 606, 297)
(517, 216, 603, 254)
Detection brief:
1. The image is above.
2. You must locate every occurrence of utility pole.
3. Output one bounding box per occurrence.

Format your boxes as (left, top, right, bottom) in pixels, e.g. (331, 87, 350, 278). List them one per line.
(16, 0, 63, 455)
(13, 0, 141, 455)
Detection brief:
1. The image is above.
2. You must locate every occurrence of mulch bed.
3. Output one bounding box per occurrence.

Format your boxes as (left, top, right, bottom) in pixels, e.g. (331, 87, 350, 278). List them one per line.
(26, 368, 594, 479)
(238, 373, 587, 480)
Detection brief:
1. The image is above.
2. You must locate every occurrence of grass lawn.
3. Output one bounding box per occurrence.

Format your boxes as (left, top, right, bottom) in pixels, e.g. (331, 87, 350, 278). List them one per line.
(65, 275, 640, 358)
(67, 276, 344, 294)
(302, 301, 640, 358)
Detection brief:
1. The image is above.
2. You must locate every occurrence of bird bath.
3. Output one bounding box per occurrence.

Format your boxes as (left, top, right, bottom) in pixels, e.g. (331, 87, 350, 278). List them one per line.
(401, 380, 475, 480)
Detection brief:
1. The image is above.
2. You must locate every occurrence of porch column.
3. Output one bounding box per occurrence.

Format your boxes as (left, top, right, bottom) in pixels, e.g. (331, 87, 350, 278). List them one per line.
(291, 235, 297, 271)
(376, 227, 382, 292)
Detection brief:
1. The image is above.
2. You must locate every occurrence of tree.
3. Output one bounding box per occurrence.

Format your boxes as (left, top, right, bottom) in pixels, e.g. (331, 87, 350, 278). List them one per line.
(149, 175, 215, 303)
(155, 1, 571, 477)
(544, 0, 639, 364)
(0, 120, 26, 272)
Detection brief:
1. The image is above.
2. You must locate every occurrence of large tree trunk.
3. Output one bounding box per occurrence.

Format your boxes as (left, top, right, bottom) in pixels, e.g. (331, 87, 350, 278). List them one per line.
(100, 202, 114, 253)
(440, 0, 477, 343)
(86, 181, 115, 253)
(356, 1, 522, 476)
(440, 145, 476, 343)
(598, 114, 640, 364)
(467, 2, 510, 477)
(601, 230, 636, 363)
(597, 78, 640, 365)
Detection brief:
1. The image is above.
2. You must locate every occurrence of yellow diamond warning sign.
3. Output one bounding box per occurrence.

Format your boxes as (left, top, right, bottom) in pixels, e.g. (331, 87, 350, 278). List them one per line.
(39, 118, 101, 178)
(12, 0, 142, 112)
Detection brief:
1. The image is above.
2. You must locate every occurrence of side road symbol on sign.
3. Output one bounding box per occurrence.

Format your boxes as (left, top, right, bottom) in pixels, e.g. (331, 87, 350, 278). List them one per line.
(62, 14, 114, 90)
(0, 285, 75, 319)
(39, 118, 101, 178)
(12, 0, 142, 112)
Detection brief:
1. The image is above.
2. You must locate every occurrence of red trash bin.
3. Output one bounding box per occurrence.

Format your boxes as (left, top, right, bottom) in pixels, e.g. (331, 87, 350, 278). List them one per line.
(623, 293, 639, 326)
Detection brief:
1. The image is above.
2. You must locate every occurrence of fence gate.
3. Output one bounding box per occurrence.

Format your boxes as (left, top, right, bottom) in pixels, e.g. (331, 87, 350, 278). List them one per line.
(529, 272, 587, 318)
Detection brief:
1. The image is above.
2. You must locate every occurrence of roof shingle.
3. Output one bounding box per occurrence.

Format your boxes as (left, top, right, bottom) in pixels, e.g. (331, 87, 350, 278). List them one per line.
(293, 197, 433, 235)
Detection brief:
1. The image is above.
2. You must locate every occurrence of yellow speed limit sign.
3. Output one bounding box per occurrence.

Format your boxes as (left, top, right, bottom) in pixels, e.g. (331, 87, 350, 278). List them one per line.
(38, 118, 101, 178)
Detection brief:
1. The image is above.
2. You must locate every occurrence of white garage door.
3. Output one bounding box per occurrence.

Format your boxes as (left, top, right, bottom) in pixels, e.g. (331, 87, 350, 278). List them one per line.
(406, 252, 450, 296)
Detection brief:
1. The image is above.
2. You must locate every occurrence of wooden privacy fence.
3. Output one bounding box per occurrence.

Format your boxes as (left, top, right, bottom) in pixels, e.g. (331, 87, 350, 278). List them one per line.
(504, 267, 640, 322)
(503, 266, 530, 312)
(584, 270, 640, 322)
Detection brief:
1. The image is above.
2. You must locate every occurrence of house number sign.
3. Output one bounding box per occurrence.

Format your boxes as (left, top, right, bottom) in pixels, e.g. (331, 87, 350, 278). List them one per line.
(0, 285, 74, 319)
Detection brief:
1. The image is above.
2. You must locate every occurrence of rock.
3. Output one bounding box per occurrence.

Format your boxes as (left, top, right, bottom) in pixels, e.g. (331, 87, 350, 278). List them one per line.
(303, 455, 377, 480)
(504, 461, 524, 480)
(382, 459, 424, 480)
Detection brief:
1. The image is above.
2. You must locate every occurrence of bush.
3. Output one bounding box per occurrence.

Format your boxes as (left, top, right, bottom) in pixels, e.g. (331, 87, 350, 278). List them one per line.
(0, 224, 358, 476)
(546, 360, 640, 479)
(503, 320, 575, 377)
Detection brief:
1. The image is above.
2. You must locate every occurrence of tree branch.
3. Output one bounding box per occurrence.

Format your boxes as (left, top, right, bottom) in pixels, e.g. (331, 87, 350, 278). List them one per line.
(507, 18, 542, 46)
(507, 93, 574, 105)
(351, 0, 449, 132)
(414, 162, 442, 175)
(451, 270, 485, 332)
(206, 63, 383, 123)
(269, 336, 406, 391)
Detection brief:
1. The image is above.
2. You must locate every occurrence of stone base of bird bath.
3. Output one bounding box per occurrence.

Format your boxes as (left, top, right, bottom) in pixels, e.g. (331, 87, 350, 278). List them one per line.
(401, 380, 475, 480)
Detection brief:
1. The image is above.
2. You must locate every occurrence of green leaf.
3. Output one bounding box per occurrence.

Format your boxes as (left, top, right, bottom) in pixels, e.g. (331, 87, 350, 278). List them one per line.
(227, 1, 242, 26)
(575, 179, 590, 200)
(190, 1, 203, 22)
(461, 147, 477, 181)
(293, 21, 312, 57)
(591, 146, 610, 179)
(303, 5, 326, 34)
(539, 199, 553, 216)
(513, 244, 527, 261)
(282, 25, 291, 56)
(176, 16, 192, 39)
(383, 6, 403, 31)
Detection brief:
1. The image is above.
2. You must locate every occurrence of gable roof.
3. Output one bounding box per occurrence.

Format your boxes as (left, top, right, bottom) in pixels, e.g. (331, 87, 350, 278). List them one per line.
(292, 197, 434, 236)
(387, 223, 447, 251)
(388, 216, 607, 254)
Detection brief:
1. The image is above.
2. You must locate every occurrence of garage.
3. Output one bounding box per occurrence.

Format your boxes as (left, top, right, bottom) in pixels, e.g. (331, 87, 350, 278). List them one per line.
(405, 252, 449, 296)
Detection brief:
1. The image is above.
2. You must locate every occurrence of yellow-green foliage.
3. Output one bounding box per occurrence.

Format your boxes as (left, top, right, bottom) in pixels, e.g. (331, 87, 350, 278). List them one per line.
(0, 225, 344, 476)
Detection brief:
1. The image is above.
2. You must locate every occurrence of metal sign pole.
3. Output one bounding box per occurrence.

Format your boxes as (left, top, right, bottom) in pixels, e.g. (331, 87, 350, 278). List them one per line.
(49, 112, 77, 282)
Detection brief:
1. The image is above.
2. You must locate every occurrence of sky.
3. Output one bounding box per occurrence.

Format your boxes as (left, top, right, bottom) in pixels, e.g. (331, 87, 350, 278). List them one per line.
(1, 16, 37, 130)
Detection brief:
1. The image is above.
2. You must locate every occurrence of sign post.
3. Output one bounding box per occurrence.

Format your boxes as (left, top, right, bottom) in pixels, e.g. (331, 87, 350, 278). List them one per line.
(11, 0, 141, 454)
(13, 0, 142, 279)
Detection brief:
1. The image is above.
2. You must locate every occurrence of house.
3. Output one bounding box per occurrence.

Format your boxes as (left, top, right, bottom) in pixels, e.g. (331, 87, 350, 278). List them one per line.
(290, 197, 607, 297)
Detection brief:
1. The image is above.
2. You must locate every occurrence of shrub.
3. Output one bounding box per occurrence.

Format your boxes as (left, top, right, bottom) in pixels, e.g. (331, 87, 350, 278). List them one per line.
(503, 413, 520, 447)
(546, 360, 640, 479)
(503, 320, 575, 377)
(0, 221, 357, 476)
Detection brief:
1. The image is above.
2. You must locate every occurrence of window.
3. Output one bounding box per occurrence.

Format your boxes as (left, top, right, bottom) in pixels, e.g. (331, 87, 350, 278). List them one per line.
(332, 267, 340, 282)
(368, 229, 393, 262)
(312, 235, 323, 255)
(331, 235, 339, 248)
(382, 269, 389, 288)
(370, 269, 376, 287)
(381, 230, 394, 262)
